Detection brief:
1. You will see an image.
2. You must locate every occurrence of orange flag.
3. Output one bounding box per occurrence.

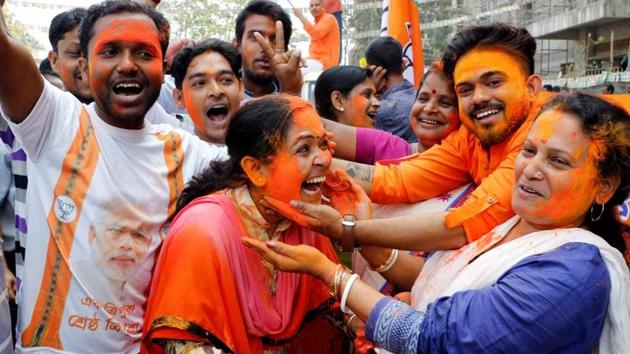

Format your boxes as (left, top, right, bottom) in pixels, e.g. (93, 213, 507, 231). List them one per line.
(381, 0, 424, 87)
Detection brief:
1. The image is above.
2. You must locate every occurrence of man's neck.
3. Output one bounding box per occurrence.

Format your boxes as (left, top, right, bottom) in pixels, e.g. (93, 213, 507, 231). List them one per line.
(94, 105, 145, 130)
(385, 73, 405, 91)
(243, 75, 276, 98)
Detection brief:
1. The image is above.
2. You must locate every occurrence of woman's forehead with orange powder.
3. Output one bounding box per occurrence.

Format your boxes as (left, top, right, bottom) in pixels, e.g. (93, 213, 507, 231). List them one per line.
(290, 106, 325, 141)
(91, 17, 162, 59)
(453, 48, 527, 86)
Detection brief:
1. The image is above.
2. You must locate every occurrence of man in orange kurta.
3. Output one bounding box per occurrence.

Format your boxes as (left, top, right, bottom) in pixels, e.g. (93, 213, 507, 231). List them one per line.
(293, 0, 340, 69)
(346, 24, 552, 248)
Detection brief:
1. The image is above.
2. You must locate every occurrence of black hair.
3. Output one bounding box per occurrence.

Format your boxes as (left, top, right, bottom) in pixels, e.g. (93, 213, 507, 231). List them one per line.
(542, 84, 553, 91)
(442, 23, 536, 81)
(314, 65, 372, 121)
(543, 93, 630, 254)
(38, 58, 54, 74)
(49, 8, 87, 53)
(171, 39, 242, 90)
(606, 84, 615, 94)
(235, 0, 292, 50)
(176, 94, 311, 212)
(79, 0, 170, 59)
(365, 36, 403, 75)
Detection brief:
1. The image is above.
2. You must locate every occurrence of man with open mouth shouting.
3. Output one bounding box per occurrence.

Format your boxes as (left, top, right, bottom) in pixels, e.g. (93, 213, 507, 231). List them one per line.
(171, 39, 244, 146)
(0, 1, 226, 353)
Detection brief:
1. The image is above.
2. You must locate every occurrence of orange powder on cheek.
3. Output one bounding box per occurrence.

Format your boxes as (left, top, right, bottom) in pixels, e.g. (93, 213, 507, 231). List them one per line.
(182, 86, 205, 130)
(264, 150, 303, 203)
(350, 95, 373, 128)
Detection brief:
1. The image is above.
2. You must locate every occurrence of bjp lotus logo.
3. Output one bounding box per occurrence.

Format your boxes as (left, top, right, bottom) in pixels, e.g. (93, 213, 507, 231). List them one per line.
(54, 195, 77, 223)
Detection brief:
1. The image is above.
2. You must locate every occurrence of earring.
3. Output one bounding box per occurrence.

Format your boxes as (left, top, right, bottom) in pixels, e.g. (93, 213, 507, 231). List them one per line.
(590, 202, 604, 222)
(335, 106, 345, 112)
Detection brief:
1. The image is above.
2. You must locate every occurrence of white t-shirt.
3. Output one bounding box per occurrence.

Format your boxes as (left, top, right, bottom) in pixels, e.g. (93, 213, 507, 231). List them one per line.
(2, 82, 227, 354)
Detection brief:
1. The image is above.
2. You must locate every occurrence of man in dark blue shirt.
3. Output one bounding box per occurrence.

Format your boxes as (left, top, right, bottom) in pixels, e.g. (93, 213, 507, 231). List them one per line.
(366, 36, 417, 143)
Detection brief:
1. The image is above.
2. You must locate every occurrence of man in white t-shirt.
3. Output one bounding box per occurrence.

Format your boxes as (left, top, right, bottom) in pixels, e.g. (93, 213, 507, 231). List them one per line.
(0, 1, 226, 353)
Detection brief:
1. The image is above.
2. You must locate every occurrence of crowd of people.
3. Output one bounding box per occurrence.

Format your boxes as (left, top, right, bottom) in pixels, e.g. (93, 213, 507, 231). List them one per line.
(0, 0, 629, 353)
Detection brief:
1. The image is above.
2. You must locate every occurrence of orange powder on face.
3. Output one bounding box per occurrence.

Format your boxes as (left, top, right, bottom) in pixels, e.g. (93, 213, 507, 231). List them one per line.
(182, 86, 204, 129)
(453, 48, 531, 142)
(265, 149, 303, 203)
(453, 48, 527, 87)
(88, 18, 163, 94)
(291, 105, 325, 134)
(350, 95, 373, 128)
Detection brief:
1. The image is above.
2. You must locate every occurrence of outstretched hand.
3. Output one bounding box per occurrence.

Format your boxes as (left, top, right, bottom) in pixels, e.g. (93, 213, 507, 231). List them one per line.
(253, 20, 303, 95)
(263, 196, 343, 240)
(242, 238, 336, 281)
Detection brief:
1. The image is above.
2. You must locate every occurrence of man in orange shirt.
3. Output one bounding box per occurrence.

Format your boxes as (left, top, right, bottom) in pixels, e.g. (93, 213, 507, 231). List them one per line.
(323, 0, 342, 62)
(338, 23, 548, 250)
(293, 0, 340, 69)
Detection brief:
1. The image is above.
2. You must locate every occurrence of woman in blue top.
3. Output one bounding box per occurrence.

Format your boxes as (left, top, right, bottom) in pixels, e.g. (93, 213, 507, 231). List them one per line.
(245, 93, 630, 353)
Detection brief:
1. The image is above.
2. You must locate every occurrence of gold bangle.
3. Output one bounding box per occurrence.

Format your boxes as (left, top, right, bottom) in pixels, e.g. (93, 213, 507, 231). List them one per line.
(370, 249, 399, 273)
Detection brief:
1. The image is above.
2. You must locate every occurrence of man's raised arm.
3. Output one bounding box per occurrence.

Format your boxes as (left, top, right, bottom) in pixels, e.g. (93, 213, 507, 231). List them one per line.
(0, 2, 45, 123)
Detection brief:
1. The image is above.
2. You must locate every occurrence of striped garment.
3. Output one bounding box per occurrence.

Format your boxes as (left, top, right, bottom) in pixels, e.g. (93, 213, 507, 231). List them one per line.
(0, 117, 25, 296)
(0, 251, 13, 354)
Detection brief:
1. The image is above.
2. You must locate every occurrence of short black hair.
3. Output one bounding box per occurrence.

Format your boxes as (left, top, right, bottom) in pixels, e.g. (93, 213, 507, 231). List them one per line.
(49, 8, 87, 52)
(235, 0, 292, 50)
(314, 65, 372, 121)
(365, 36, 403, 75)
(79, 0, 169, 59)
(606, 84, 615, 94)
(442, 23, 536, 81)
(38, 57, 54, 74)
(171, 39, 242, 90)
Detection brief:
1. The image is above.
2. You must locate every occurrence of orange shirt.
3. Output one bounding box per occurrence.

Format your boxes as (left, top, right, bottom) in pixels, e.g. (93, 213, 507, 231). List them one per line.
(304, 12, 340, 69)
(371, 93, 553, 242)
(324, 0, 342, 14)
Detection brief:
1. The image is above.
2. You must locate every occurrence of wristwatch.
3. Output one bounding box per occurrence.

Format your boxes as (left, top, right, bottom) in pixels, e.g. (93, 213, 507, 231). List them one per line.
(340, 214, 356, 252)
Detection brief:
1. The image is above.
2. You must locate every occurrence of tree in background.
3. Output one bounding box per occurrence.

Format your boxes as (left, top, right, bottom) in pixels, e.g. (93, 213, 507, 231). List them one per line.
(3, 7, 42, 53)
(159, 0, 249, 41)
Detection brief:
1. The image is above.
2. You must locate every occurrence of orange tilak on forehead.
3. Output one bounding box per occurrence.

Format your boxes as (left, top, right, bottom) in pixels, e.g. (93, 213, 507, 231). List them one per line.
(91, 18, 162, 60)
(453, 48, 527, 85)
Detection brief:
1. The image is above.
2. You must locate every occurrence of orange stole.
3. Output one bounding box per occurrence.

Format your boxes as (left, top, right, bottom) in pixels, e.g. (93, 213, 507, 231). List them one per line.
(142, 196, 342, 354)
(22, 108, 101, 349)
(156, 132, 184, 219)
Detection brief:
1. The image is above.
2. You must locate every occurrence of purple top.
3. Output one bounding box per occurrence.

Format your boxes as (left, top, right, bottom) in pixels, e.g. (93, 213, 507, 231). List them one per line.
(355, 127, 412, 165)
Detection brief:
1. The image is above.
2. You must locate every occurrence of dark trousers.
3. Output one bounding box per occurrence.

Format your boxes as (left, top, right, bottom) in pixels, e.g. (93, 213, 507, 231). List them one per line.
(332, 11, 342, 63)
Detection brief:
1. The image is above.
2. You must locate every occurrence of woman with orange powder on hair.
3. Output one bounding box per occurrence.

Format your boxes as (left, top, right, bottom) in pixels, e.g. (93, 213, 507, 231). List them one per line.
(324, 62, 460, 165)
(142, 95, 353, 353)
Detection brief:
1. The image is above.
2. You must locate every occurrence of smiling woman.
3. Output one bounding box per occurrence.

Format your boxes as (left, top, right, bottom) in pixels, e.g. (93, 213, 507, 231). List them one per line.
(142, 94, 349, 353)
(314, 65, 380, 128)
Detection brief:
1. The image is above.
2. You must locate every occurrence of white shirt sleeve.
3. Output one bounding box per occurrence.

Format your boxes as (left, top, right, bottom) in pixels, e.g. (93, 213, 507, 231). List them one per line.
(182, 130, 229, 175)
(1, 80, 82, 161)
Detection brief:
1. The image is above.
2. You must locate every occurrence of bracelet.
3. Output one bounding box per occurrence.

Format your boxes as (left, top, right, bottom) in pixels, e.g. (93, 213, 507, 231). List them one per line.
(344, 313, 358, 340)
(340, 273, 360, 313)
(371, 249, 399, 273)
(328, 264, 343, 298)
